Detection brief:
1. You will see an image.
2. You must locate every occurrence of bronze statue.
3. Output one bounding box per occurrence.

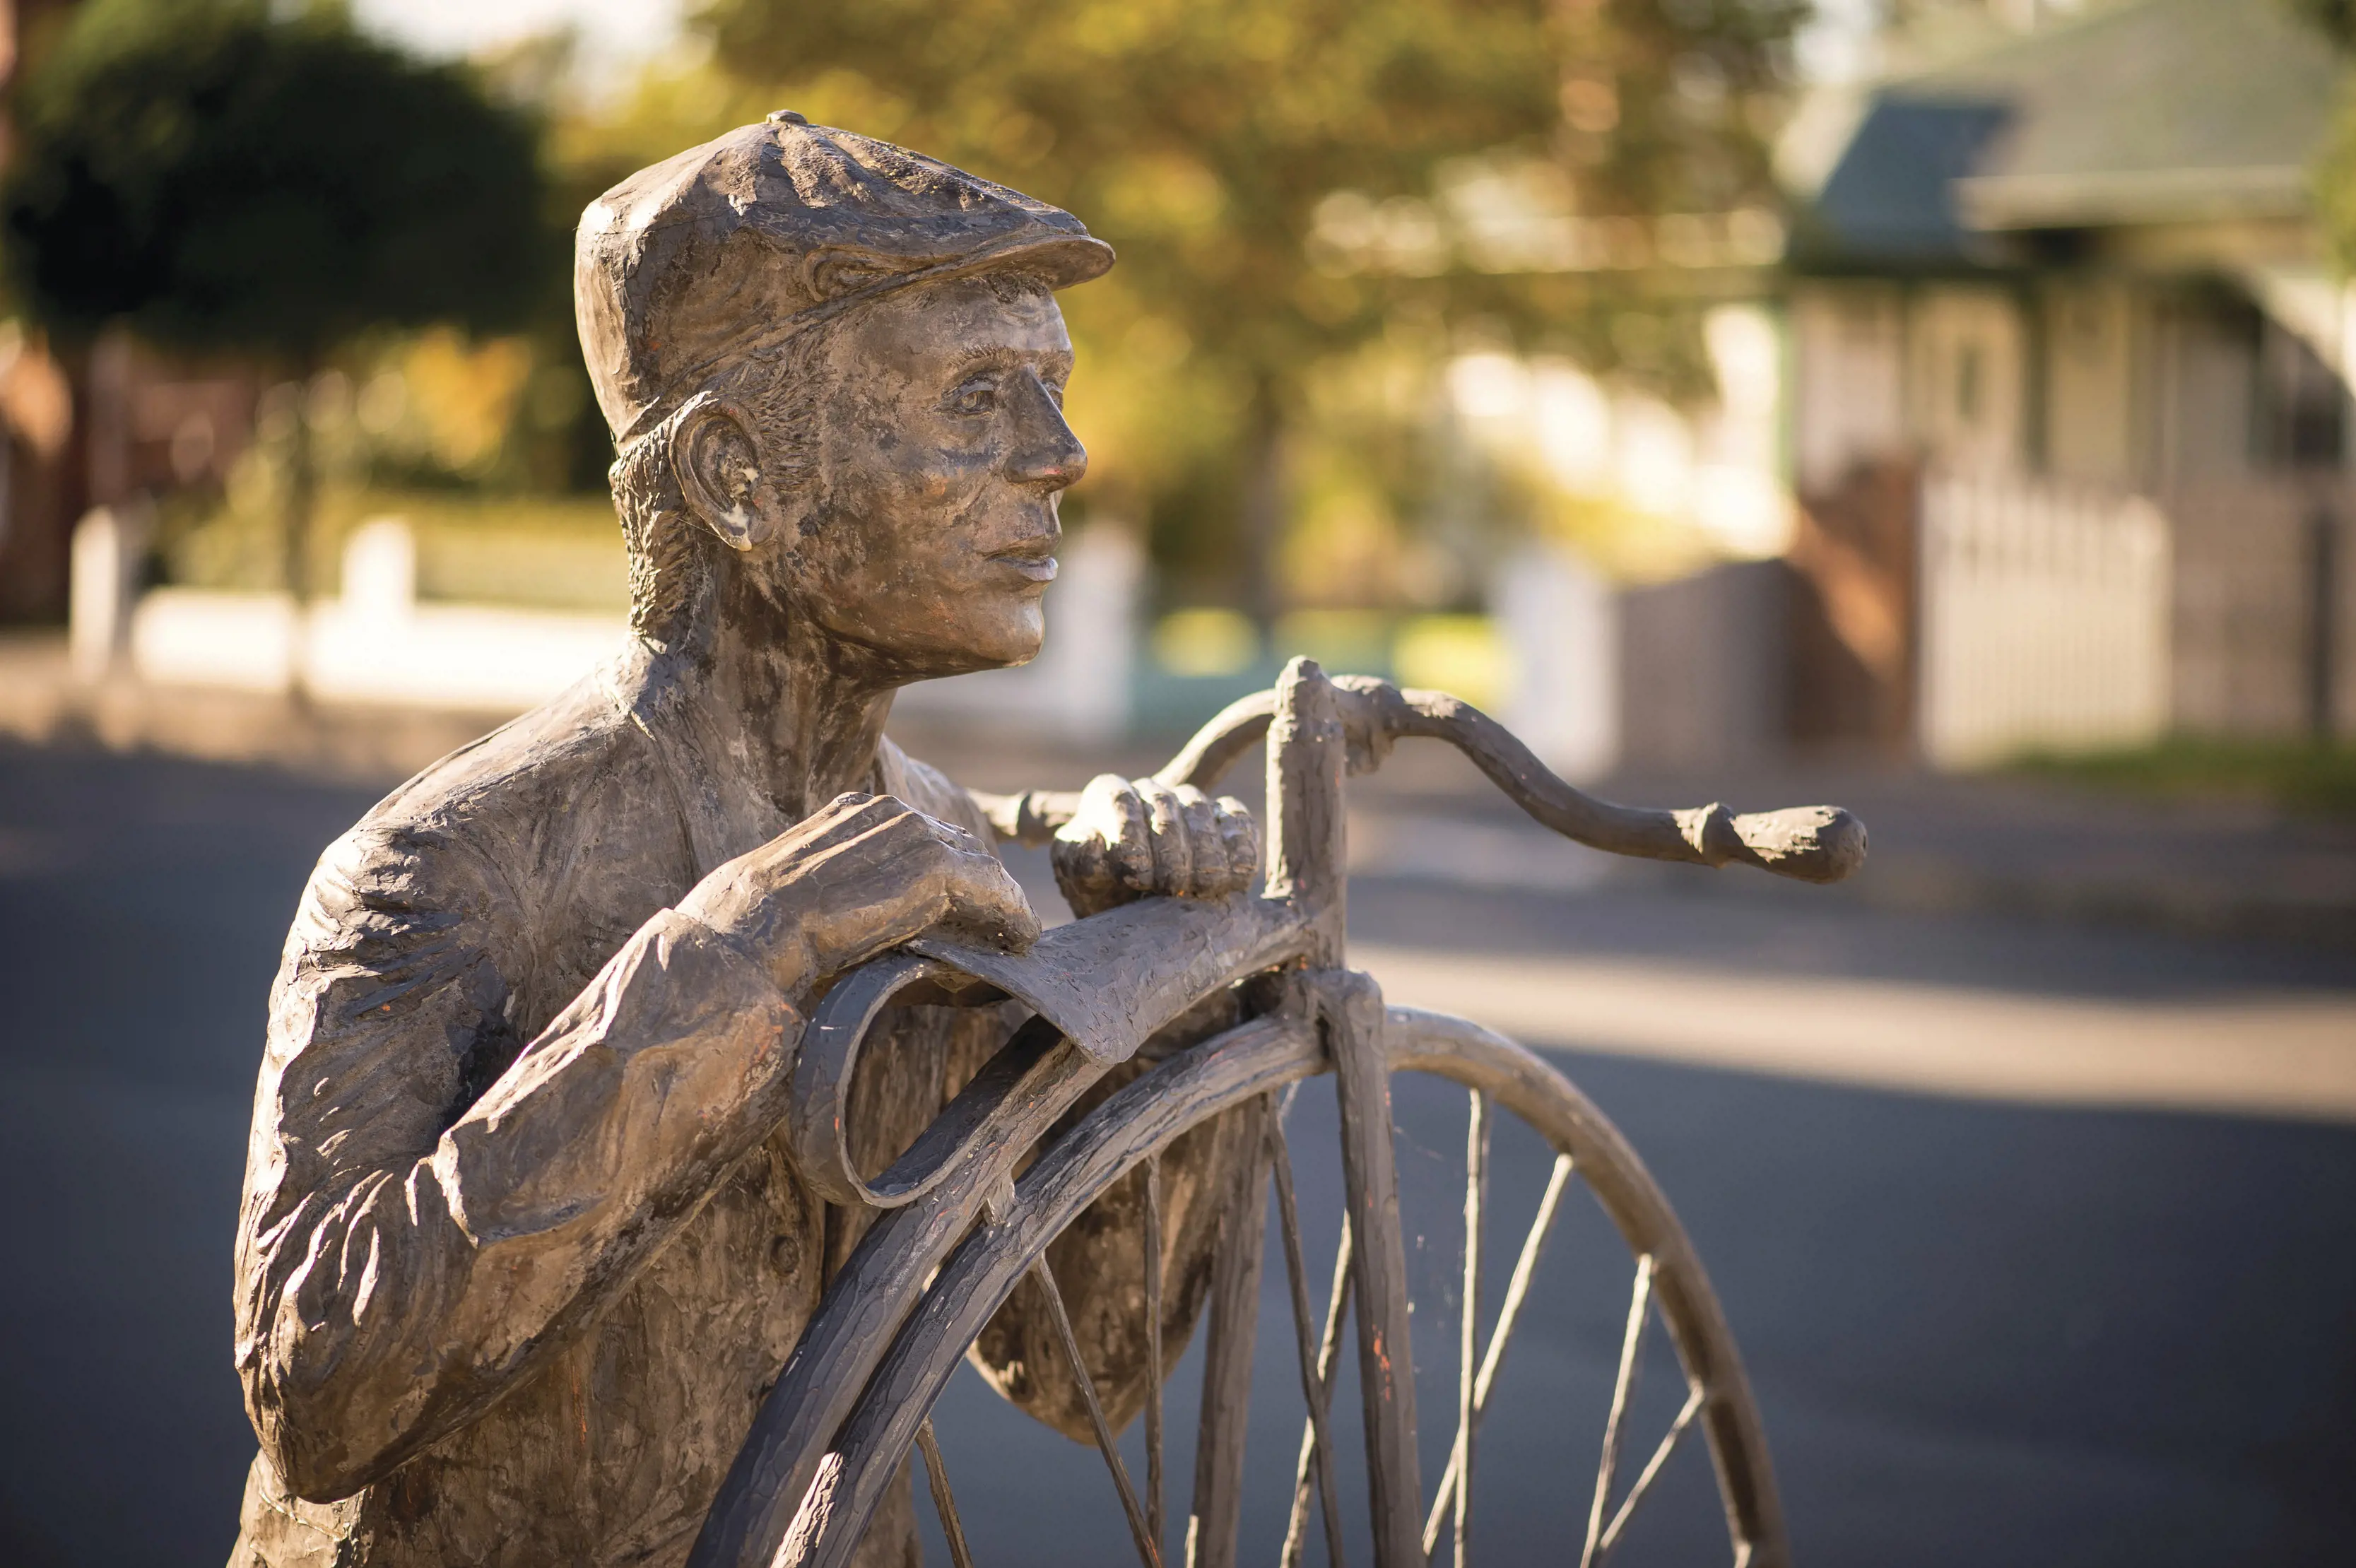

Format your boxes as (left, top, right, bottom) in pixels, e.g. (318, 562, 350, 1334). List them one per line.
(228, 114, 1256, 1567)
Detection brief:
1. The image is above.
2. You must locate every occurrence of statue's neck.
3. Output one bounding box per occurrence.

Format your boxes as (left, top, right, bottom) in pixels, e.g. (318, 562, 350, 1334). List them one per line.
(690, 590, 898, 825)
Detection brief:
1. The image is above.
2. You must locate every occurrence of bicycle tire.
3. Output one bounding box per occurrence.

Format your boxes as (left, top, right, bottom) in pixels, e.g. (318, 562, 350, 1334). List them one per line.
(770, 1001, 1789, 1568)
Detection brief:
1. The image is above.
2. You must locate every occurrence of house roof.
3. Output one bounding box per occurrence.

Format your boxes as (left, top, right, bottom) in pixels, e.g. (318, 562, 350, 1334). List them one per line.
(1801, 98, 2015, 263)
(1796, 0, 2343, 267)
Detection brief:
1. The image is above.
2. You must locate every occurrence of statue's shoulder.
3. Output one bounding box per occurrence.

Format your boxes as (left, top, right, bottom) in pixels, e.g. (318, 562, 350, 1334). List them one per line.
(331, 668, 670, 895)
(282, 664, 701, 1036)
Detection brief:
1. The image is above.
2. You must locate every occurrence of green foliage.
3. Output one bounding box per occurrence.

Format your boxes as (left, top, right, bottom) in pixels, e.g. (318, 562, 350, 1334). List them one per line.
(678, 0, 1805, 603)
(2290, 0, 2356, 50)
(1, 0, 555, 361)
(2318, 95, 2356, 275)
(699, 1, 1557, 383)
(2296, 0, 2356, 273)
(2013, 737, 2356, 818)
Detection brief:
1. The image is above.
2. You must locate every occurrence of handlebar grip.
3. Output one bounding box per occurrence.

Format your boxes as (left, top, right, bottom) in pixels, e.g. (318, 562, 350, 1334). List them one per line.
(1687, 803, 1869, 885)
(1389, 688, 1871, 885)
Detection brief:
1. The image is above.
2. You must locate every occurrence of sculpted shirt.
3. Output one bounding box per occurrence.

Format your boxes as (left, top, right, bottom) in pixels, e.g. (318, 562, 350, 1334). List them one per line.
(229, 646, 1026, 1567)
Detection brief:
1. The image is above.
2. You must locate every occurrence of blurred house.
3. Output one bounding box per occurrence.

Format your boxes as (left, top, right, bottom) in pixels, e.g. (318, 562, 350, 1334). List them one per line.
(0, 0, 268, 625)
(1782, 0, 2356, 760)
(1355, 0, 2356, 778)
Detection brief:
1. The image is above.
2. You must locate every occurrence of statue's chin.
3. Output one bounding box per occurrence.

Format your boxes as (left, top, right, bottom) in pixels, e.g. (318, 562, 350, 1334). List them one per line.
(889, 615, 1045, 684)
(964, 606, 1047, 671)
(949, 630, 1047, 676)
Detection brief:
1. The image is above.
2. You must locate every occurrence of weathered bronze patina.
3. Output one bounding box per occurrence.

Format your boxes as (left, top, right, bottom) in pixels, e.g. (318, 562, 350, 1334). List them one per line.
(228, 117, 1255, 1568)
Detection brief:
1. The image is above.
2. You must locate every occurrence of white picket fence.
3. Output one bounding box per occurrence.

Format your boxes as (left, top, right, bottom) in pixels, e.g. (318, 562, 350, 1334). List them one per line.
(1918, 473, 2172, 767)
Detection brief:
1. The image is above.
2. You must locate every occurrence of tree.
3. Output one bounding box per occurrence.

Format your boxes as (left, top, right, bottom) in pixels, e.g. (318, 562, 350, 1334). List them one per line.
(2299, 0, 2356, 274)
(683, 0, 1804, 613)
(1, 0, 555, 596)
(2292, 0, 2356, 47)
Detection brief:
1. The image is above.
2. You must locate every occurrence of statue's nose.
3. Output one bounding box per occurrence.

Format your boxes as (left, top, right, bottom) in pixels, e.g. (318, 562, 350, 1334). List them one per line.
(1006, 372, 1087, 490)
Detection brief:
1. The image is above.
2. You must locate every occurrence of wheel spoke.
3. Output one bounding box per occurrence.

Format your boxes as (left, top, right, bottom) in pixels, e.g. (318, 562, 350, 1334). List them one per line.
(1267, 1112, 1348, 1568)
(1580, 1254, 1657, 1568)
(1144, 1152, 1165, 1560)
(1451, 1092, 1490, 1568)
(915, 1417, 977, 1568)
(1188, 1095, 1272, 1568)
(1282, 1215, 1354, 1568)
(1598, 1383, 1706, 1555)
(1030, 1256, 1163, 1568)
(1423, 1154, 1573, 1552)
(1476, 1155, 1572, 1412)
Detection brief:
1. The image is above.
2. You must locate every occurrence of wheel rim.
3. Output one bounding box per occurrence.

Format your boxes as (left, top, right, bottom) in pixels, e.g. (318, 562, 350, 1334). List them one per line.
(774, 1003, 1788, 1568)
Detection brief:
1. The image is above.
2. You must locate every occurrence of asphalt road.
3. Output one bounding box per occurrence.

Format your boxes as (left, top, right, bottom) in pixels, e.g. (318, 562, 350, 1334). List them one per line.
(3, 739, 2353, 1567)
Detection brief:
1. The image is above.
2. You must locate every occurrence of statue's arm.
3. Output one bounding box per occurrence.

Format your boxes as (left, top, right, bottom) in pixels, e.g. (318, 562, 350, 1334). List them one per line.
(236, 793, 1032, 1504)
(970, 786, 1067, 847)
(233, 825, 806, 1504)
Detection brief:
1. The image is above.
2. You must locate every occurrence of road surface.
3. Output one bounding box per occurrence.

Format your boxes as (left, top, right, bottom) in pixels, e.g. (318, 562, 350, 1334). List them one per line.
(2, 739, 2352, 1566)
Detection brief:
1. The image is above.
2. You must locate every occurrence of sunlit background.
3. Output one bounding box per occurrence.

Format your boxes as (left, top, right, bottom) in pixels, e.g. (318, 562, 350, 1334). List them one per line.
(1, 0, 2345, 780)
(3, 0, 2355, 1564)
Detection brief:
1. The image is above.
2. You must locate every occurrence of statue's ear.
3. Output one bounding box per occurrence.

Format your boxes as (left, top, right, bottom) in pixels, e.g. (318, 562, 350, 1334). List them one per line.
(670, 391, 774, 552)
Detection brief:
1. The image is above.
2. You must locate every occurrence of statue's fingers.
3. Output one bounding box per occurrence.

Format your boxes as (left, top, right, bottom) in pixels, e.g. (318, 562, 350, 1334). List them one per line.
(921, 812, 989, 854)
(1215, 796, 1260, 892)
(1051, 827, 1113, 903)
(784, 803, 936, 892)
(734, 791, 890, 873)
(792, 817, 1000, 970)
(1136, 777, 1192, 893)
(1111, 782, 1157, 892)
(1172, 784, 1228, 895)
(938, 851, 1040, 950)
(1087, 835, 1129, 900)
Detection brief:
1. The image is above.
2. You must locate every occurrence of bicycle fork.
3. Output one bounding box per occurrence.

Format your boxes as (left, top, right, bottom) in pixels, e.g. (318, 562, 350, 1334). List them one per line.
(1198, 658, 1426, 1568)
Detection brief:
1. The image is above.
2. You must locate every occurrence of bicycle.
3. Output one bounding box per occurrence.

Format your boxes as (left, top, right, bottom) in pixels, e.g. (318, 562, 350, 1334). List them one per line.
(688, 657, 1867, 1568)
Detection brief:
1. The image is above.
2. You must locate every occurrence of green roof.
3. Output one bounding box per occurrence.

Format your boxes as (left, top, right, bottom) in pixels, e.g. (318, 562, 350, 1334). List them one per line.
(1801, 0, 2345, 258)
(1909, 0, 2342, 227)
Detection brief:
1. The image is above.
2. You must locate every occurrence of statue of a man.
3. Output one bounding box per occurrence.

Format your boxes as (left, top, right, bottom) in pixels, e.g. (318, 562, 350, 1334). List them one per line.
(228, 115, 1256, 1567)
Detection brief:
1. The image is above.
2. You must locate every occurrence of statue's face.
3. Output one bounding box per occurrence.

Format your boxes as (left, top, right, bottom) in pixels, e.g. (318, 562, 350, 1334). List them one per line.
(788, 274, 1084, 679)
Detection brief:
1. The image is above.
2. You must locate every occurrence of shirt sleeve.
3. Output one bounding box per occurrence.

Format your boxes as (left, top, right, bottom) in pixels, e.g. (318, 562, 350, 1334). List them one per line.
(234, 820, 803, 1503)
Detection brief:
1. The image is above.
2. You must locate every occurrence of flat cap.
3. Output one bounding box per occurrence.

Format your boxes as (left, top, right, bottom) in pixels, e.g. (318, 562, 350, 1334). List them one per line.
(576, 114, 1114, 444)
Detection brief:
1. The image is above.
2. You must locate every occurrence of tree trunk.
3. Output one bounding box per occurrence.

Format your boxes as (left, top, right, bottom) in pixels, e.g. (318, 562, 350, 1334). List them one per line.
(1239, 377, 1285, 632)
(283, 358, 319, 702)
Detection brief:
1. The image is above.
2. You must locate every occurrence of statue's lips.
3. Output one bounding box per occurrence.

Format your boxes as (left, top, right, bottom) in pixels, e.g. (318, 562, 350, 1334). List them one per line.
(987, 550, 1059, 584)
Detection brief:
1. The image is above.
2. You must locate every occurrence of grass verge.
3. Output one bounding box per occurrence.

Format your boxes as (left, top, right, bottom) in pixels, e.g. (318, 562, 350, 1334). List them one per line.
(2011, 738, 2356, 818)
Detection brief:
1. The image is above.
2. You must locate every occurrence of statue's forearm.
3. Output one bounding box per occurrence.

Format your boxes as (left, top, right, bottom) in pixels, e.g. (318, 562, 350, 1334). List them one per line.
(971, 786, 1082, 846)
(242, 908, 802, 1502)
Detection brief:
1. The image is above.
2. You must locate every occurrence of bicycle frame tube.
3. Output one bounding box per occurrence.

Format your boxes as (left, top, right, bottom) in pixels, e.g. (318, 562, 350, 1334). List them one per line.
(1264, 657, 1348, 960)
(1263, 659, 1426, 1568)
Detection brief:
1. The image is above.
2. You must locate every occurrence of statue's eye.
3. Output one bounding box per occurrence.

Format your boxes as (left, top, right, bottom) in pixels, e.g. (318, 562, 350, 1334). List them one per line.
(948, 377, 998, 416)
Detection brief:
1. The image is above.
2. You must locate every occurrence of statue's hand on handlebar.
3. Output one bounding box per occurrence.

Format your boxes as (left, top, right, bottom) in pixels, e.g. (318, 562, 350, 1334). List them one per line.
(1052, 774, 1261, 919)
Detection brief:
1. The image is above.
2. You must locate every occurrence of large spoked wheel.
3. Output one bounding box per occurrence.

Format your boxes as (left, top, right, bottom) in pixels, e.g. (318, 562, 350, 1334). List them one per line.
(780, 999, 1789, 1568)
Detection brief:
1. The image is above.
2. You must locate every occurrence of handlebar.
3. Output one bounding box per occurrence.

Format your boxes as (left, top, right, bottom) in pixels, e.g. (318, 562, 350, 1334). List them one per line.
(1003, 673, 1866, 885)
